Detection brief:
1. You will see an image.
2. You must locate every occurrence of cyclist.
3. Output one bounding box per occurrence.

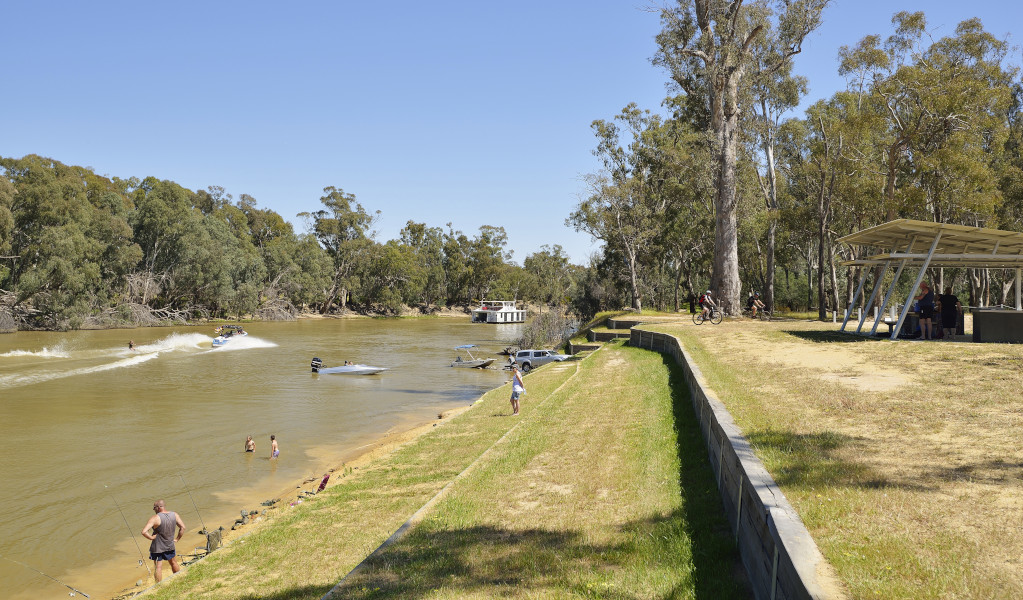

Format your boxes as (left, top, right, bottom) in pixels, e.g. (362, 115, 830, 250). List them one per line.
(698, 289, 716, 320)
(746, 291, 765, 318)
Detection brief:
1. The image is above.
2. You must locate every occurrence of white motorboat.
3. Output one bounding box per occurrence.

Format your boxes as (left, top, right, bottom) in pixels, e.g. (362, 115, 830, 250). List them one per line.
(450, 345, 495, 368)
(310, 357, 386, 375)
(212, 325, 248, 347)
(471, 300, 526, 323)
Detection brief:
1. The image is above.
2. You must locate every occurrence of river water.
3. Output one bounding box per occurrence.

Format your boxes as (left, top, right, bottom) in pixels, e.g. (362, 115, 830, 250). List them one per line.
(0, 318, 521, 600)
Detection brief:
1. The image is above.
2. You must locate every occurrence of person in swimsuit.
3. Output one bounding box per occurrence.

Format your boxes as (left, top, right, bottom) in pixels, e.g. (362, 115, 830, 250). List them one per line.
(141, 499, 185, 583)
(128, 340, 135, 351)
(245, 435, 255, 452)
(270, 434, 279, 459)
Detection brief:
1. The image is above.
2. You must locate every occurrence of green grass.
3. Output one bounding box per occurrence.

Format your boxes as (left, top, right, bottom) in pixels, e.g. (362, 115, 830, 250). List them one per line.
(138, 343, 747, 600)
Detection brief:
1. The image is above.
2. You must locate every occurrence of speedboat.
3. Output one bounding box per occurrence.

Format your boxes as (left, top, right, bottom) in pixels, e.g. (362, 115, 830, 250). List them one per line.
(450, 345, 495, 369)
(310, 357, 387, 375)
(212, 325, 248, 347)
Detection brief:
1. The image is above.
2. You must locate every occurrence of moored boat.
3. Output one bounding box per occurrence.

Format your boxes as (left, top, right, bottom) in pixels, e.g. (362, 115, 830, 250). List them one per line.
(471, 300, 526, 323)
(450, 345, 495, 368)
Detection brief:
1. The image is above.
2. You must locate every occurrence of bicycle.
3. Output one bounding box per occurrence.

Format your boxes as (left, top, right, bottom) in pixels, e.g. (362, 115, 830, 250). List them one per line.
(741, 306, 772, 321)
(692, 307, 723, 325)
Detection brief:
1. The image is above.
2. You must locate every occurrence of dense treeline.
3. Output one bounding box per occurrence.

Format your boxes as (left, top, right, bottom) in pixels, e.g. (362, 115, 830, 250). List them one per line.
(6, 7, 1023, 330)
(572, 5, 1023, 317)
(0, 155, 577, 330)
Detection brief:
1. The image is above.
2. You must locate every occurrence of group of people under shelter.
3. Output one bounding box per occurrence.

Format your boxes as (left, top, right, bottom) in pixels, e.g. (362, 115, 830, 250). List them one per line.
(912, 282, 963, 340)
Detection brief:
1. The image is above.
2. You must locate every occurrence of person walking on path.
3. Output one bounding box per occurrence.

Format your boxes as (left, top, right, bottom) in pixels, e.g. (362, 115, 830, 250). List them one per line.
(509, 363, 525, 416)
(270, 434, 279, 459)
(141, 499, 185, 583)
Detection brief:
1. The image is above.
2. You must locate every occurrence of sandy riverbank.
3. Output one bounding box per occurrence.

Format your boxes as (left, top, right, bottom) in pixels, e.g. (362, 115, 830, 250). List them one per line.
(98, 403, 477, 600)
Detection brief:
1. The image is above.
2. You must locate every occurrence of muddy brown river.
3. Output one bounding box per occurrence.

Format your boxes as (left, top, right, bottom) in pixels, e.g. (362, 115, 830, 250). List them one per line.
(0, 318, 521, 599)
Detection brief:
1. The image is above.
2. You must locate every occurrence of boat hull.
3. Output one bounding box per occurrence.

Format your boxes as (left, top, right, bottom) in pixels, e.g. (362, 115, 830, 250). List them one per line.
(314, 365, 387, 375)
(450, 358, 495, 369)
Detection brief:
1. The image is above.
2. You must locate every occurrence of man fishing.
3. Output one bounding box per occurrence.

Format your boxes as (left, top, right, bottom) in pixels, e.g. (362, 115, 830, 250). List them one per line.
(141, 499, 185, 582)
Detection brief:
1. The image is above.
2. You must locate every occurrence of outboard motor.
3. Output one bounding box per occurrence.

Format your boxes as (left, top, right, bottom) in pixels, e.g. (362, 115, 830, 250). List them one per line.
(311, 357, 323, 373)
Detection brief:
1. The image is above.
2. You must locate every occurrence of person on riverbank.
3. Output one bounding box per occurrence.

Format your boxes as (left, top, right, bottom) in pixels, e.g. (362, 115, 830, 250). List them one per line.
(270, 435, 279, 459)
(510, 364, 525, 416)
(141, 499, 185, 583)
(245, 435, 255, 452)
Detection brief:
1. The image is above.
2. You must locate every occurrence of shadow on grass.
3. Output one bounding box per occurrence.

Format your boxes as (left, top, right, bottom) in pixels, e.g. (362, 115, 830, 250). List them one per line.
(783, 330, 884, 344)
(743, 428, 935, 493)
(332, 516, 749, 600)
(664, 354, 754, 600)
(235, 584, 334, 600)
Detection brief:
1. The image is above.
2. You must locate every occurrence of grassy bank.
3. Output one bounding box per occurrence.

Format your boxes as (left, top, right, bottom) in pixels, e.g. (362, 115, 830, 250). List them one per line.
(138, 343, 747, 599)
(645, 318, 1023, 599)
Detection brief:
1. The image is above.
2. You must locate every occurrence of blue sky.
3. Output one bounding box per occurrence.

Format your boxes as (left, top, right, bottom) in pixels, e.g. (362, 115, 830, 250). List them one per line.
(2, 1, 1019, 264)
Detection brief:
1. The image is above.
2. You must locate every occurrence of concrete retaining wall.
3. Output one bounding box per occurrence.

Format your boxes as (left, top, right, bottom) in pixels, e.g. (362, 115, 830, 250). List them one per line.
(630, 328, 845, 600)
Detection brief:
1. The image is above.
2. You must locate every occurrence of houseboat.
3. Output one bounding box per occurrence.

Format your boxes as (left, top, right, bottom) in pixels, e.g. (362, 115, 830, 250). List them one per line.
(471, 300, 526, 324)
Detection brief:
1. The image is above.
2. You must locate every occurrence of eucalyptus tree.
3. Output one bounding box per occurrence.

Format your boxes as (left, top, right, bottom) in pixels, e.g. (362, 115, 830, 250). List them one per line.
(569, 105, 669, 311)
(300, 186, 378, 313)
(399, 221, 446, 305)
(466, 225, 512, 302)
(523, 244, 572, 308)
(653, 0, 830, 314)
(744, 26, 808, 311)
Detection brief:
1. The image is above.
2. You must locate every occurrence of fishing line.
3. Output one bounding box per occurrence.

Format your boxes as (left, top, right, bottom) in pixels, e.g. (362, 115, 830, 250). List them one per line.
(103, 485, 153, 578)
(0, 553, 91, 597)
(178, 474, 209, 534)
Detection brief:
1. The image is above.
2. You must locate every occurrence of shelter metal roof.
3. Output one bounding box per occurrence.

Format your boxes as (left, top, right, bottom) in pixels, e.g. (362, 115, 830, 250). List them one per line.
(838, 219, 1023, 268)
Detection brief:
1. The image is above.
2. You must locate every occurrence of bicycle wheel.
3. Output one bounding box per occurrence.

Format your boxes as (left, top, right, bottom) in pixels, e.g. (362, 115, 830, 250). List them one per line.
(692, 312, 705, 325)
(710, 310, 723, 324)
(760, 310, 772, 321)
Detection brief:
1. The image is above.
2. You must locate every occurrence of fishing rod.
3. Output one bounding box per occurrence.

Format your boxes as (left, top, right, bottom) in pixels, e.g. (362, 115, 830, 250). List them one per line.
(179, 474, 209, 534)
(0, 553, 91, 598)
(103, 485, 153, 578)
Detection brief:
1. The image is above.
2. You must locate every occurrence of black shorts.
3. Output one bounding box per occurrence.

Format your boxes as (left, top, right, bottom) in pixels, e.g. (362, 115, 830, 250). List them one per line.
(920, 305, 934, 319)
(150, 550, 176, 561)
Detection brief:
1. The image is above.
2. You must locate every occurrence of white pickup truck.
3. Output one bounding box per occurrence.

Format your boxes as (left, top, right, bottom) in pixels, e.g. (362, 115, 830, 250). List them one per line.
(513, 349, 570, 372)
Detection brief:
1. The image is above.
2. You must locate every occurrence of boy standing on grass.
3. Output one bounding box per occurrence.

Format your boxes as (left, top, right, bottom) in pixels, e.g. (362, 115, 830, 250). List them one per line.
(510, 363, 525, 416)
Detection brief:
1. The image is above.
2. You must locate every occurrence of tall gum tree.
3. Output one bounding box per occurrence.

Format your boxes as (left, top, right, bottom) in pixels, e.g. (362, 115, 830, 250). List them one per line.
(654, 0, 829, 314)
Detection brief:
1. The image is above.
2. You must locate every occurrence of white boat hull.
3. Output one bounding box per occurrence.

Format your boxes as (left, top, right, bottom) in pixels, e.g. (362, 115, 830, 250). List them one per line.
(315, 364, 387, 375)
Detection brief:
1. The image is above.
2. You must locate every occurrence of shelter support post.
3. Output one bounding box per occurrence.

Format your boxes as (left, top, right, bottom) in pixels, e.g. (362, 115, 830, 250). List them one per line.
(869, 259, 909, 336)
(1016, 268, 1021, 310)
(855, 260, 892, 334)
(840, 266, 871, 332)
(891, 232, 943, 340)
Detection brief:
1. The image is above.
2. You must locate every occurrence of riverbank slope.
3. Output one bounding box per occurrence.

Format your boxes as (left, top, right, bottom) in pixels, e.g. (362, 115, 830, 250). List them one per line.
(129, 342, 748, 599)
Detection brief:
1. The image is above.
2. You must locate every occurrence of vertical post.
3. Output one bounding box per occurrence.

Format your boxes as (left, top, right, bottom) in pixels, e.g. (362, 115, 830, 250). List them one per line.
(856, 260, 892, 334)
(1016, 268, 1021, 310)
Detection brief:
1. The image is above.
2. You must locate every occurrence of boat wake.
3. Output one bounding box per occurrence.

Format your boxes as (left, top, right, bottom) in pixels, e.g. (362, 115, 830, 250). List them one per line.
(0, 344, 71, 358)
(0, 332, 252, 389)
(0, 352, 161, 389)
(209, 336, 277, 351)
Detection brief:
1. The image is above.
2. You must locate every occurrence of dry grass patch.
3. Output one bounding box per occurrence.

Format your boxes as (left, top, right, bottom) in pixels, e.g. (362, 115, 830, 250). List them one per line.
(646, 318, 1023, 599)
